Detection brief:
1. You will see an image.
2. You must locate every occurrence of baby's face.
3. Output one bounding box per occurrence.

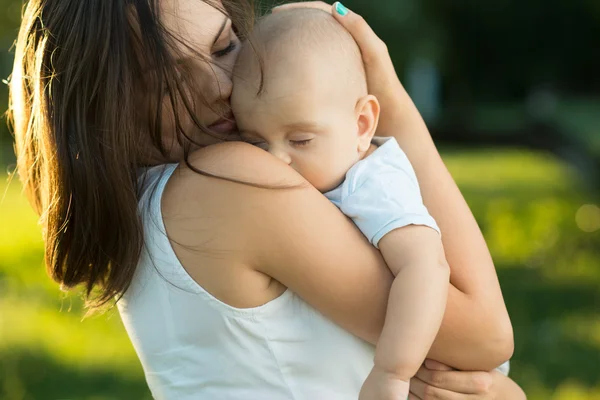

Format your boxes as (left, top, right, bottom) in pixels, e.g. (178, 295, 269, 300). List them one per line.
(232, 62, 363, 192)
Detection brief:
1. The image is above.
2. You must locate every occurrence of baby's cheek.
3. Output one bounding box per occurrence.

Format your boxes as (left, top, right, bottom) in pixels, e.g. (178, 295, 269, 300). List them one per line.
(307, 162, 348, 193)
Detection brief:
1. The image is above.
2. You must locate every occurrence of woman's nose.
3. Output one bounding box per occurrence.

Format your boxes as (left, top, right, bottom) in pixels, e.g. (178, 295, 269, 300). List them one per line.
(212, 60, 235, 103)
(216, 72, 233, 103)
(269, 147, 292, 165)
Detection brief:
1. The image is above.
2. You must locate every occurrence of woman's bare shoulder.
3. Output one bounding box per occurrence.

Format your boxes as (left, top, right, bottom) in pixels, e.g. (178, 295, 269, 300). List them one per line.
(162, 141, 315, 233)
(181, 142, 307, 189)
(160, 142, 314, 309)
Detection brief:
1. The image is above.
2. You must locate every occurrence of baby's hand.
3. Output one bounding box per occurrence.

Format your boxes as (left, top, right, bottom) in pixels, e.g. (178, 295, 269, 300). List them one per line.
(359, 366, 410, 400)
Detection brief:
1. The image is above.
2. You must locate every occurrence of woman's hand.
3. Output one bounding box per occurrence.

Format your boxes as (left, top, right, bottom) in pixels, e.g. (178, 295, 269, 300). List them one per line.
(273, 1, 417, 137)
(409, 360, 526, 400)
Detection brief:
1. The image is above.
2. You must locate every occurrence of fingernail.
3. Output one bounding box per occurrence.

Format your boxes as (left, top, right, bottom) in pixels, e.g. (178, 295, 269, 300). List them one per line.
(334, 2, 349, 16)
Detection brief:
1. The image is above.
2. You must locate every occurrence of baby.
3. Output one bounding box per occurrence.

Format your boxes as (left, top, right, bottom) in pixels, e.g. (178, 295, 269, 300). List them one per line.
(231, 9, 449, 399)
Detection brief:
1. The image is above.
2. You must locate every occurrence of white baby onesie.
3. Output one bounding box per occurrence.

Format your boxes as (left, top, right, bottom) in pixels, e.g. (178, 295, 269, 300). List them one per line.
(325, 136, 439, 247)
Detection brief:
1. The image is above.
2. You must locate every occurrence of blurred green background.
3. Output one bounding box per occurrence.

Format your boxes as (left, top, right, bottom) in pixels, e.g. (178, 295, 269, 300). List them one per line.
(1, 0, 599, 399)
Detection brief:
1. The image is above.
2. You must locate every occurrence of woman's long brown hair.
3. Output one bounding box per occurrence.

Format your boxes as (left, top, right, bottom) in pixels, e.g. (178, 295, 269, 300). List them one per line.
(8, 0, 254, 309)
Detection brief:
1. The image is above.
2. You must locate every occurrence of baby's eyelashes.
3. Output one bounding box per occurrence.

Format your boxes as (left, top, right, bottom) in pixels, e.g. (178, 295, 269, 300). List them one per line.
(288, 132, 316, 147)
(290, 139, 313, 147)
(239, 132, 315, 150)
(246, 139, 313, 150)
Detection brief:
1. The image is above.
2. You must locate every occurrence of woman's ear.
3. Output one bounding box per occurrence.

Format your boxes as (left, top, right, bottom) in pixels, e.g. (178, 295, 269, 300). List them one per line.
(354, 94, 380, 152)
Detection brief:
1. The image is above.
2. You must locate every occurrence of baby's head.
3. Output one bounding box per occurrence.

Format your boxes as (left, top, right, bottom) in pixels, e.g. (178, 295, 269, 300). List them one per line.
(231, 8, 379, 192)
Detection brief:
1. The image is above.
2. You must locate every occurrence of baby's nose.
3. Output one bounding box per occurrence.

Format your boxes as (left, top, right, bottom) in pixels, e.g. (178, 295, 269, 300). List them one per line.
(269, 148, 292, 165)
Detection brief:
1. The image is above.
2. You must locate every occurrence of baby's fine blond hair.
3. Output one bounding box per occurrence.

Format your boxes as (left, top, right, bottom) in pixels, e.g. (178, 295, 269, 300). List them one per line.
(235, 8, 367, 98)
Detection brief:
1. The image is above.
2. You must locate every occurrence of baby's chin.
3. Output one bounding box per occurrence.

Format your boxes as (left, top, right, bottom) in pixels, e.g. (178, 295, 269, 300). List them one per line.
(310, 174, 347, 194)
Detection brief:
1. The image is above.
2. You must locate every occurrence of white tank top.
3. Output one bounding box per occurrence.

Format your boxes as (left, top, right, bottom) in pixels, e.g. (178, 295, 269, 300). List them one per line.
(118, 164, 375, 400)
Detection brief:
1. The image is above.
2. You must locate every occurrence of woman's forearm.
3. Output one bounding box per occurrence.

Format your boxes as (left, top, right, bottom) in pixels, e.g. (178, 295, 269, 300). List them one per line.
(428, 285, 513, 370)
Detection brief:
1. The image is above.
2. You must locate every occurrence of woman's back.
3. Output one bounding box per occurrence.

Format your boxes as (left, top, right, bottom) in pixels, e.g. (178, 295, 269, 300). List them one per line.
(118, 164, 375, 400)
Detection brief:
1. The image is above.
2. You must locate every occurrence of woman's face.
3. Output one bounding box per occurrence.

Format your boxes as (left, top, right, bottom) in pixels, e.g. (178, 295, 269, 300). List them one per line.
(157, 0, 242, 160)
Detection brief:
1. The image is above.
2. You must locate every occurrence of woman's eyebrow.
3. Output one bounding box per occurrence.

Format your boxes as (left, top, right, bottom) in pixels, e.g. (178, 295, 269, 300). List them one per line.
(213, 18, 230, 46)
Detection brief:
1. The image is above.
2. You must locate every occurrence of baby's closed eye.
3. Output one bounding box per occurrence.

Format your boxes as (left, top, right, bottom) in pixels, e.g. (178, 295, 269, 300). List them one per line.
(288, 132, 316, 147)
(290, 139, 312, 147)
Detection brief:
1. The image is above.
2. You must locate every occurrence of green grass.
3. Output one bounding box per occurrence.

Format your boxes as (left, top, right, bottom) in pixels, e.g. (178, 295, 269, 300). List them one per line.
(1, 148, 600, 399)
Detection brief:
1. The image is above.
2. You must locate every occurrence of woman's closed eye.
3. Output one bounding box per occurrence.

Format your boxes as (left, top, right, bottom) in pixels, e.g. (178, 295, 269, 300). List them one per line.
(212, 40, 237, 58)
(211, 18, 238, 59)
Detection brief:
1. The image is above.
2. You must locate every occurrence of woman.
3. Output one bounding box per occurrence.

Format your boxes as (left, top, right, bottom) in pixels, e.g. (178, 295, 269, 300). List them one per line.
(9, 0, 525, 398)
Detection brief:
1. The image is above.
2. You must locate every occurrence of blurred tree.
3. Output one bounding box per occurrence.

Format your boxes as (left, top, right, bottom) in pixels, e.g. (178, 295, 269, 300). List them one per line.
(340, 0, 600, 101)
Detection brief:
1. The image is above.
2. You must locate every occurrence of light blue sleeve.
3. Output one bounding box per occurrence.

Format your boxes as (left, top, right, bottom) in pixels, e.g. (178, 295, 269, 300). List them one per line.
(496, 361, 511, 376)
(325, 138, 439, 248)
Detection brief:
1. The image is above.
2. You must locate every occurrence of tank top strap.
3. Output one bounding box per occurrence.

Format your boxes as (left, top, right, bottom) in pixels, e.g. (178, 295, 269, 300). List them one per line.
(138, 163, 178, 202)
(137, 163, 205, 294)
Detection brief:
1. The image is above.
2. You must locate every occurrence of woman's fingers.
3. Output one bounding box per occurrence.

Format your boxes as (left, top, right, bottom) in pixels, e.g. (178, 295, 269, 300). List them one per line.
(411, 376, 474, 400)
(424, 359, 454, 371)
(415, 364, 493, 394)
(273, 2, 396, 82)
(408, 392, 422, 400)
(273, 2, 386, 66)
(328, 3, 389, 67)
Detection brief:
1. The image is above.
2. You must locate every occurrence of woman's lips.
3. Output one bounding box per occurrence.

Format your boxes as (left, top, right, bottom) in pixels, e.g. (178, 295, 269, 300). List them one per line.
(208, 117, 237, 135)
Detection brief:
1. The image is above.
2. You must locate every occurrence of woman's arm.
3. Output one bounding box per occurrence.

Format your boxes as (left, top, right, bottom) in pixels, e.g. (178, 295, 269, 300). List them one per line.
(179, 142, 507, 370)
(275, 1, 514, 367)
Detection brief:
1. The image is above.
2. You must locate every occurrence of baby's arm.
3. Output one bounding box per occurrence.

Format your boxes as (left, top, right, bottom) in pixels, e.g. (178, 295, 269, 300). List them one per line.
(327, 138, 450, 397)
(375, 225, 449, 381)
(358, 226, 448, 399)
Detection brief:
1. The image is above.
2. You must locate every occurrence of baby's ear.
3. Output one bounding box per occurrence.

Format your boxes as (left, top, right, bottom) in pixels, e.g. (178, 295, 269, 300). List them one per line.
(355, 95, 380, 152)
